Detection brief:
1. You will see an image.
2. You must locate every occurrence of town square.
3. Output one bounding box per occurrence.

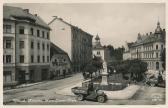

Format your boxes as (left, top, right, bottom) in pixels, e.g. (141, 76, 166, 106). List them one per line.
(3, 3, 166, 105)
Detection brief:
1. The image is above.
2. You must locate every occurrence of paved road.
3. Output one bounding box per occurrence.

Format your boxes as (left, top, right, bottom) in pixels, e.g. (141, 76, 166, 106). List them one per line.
(4, 73, 165, 105)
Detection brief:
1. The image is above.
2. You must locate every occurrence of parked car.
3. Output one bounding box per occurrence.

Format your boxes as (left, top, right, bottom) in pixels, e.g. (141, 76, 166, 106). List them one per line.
(71, 80, 107, 103)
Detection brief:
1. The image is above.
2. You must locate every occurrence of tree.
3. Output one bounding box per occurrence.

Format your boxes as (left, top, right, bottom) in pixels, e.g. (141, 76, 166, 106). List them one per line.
(83, 56, 103, 81)
(161, 48, 166, 70)
(108, 59, 147, 82)
(92, 56, 103, 73)
(83, 63, 97, 81)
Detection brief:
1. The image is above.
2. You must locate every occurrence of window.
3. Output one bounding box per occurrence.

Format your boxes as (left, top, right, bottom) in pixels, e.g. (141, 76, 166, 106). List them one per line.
(156, 45, 158, 50)
(161, 45, 163, 50)
(156, 62, 159, 70)
(19, 41, 24, 49)
(20, 55, 24, 63)
(97, 51, 100, 55)
(37, 42, 40, 49)
(42, 43, 45, 50)
(3, 71, 12, 82)
(31, 41, 34, 49)
(156, 53, 159, 58)
(47, 44, 49, 51)
(37, 55, 40, 63)
(6, 40, 12, 48)
(43, 56, 45, 62)
(47, 56, 49, 62)
(3, 25, 12, 33)
(47, 32, 49, 39)
(31, 55, 34, 63)
(6, 55, 11, 63)
(42, 31, 45, 38)
(19, 26, 25, 34)
(37, 30, 40, 37)
(30, 28, 34, 35)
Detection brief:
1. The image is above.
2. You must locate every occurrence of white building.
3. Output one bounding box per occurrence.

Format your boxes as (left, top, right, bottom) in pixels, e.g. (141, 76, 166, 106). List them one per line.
(48, 17, 93, 72)
(92, 34, 113, 63)
(123, 21, 165, 72)
(92, 35, 106, 61)
(3, 6, 51, 87)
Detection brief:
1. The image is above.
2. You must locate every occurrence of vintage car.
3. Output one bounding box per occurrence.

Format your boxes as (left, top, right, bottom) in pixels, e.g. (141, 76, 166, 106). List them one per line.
(71, 80, 107, 103)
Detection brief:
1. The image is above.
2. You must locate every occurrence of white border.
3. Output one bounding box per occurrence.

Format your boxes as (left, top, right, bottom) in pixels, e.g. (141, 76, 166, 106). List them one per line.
(0, 0, 167, 108)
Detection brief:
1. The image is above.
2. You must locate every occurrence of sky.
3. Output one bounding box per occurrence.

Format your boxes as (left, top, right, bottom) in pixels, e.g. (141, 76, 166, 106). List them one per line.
(4, 3, 165, 48)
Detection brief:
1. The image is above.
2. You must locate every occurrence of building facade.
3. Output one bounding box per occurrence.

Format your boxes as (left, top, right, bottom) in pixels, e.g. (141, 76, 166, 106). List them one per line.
(92, 34, 112, 63)
(123, 21, 165, 71)
(48, 17, 93, 72)
(50, 43, 71, 79)
(3, 6, 51, 87)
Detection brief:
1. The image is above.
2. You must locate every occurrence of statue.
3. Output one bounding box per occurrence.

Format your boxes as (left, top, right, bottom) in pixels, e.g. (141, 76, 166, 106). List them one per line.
(101, 61, 108, 85)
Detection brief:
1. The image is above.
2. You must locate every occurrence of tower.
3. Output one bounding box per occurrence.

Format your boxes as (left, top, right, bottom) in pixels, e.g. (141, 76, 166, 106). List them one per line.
(94, 34, 102, 47)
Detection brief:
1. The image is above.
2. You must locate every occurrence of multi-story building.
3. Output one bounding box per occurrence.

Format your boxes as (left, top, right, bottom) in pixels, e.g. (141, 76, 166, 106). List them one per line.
(3, 6, 51, 87)
(92, 34, 112, 63)
(123, 21, 165, 71)
(48, 17, 93, 72)
(50, 43, 71, 79)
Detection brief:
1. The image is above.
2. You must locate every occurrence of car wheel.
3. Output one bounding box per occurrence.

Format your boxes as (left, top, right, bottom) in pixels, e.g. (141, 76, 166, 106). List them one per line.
(97, 95, 106, 103)
(76, 94, 84, 101)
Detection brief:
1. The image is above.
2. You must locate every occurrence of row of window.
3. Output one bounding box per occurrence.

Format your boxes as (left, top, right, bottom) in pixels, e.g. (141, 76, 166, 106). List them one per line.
(131, 52, 159, 59)
(30, 28, 50, 39)
(3, 25, 50, 39)
(31, 55, 50, 63)
(31, 41, 50, 50)
(4, 39, 50, 51)
(3, 55, 50, 63)
(147, 62, 160, 70)
(131, 44, 164, 53)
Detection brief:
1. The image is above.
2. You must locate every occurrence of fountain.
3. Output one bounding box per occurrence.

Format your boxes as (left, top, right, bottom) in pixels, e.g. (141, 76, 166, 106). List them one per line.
(100, 61, 108, 85)
(93, 61, 127, 91)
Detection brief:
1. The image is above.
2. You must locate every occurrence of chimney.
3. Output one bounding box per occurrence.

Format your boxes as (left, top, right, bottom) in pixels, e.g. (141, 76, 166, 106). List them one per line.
(23, 9, 29, 13)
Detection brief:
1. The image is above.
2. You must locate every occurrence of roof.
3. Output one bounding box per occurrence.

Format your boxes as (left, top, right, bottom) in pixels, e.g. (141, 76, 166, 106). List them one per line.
(50, 42, 67, 54)
(48, 17, 93, 37)
(127, 42, 134, 48)
(50, 42, 71, 64)
(132, 33, 164, 47)
(95, 34, 100, 40)
(3, 6, 50, 29)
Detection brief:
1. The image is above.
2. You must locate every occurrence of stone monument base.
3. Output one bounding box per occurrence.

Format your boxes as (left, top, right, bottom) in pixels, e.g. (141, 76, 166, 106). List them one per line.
(101, 75, 108, 85)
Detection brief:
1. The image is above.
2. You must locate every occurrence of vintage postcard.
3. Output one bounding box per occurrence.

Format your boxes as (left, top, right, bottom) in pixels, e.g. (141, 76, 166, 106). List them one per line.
(1, 0, 167, 106)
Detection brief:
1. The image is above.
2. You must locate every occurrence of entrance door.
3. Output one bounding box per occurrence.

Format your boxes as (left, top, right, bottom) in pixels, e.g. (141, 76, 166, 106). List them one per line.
(18, 71, 26, 84)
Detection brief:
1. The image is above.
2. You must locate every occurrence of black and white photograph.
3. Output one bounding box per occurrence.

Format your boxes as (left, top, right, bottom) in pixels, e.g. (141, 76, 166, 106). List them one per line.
(2, 1, 166, 106)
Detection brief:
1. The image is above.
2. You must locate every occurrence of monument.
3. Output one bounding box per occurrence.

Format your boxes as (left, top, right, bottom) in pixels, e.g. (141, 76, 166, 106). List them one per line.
(101, 61, 108, 85)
